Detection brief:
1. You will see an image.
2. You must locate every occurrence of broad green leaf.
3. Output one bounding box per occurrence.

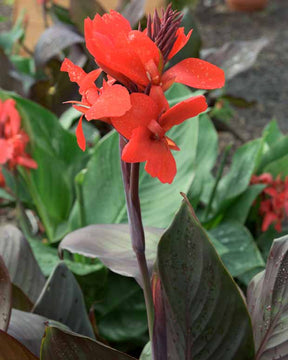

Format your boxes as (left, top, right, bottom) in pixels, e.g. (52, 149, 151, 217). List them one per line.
(27, 234, 104, 277)
(222, 184, 265, 224)
(247, 235, 288, 359)
(214, 138, 263, 211)
(258, 135, 288, 173)
(262, 119, 283, 146)
(0, 255, 11, 331)
(157, 202, 255, 359)
(93, 272, 148, 344)
(0, 91, 88, 242)
(70, 0, 105, 33)
(70, 106, 199, 229)
(60, 224, 163, 285)
(33, 262, 94, 339)
(0, 225, 45, 306)
(140, 342, 152, 360)
(263, 154, 288, 178)
(209, 221, 265, 280)
(40, 326, 136, 360)
(188, 114, 218, 207)
(0, 331, 38, 360)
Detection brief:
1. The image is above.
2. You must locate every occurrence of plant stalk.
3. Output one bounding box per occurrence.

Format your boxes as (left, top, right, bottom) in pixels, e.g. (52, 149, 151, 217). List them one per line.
(119, 136, 154, 345)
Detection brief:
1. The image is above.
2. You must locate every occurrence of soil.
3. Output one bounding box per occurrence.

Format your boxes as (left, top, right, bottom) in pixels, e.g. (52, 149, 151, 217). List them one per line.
(195, 0, 288, 143)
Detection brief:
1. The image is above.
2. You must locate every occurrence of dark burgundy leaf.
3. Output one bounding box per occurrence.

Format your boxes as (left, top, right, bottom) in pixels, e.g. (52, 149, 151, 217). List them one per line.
(0, 255, 11, 331)
(247, 235, 288, 360)
(0, 330, 39, 360)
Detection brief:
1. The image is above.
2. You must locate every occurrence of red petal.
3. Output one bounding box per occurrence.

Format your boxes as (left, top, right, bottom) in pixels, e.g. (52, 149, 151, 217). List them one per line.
(76, 116, 86, 151)
(86, 11, 131, 41)
(127, 31, 160, 81)
(160, 95, 207, 132)
(168, 28, 192, 60)
(262, 212, 278, 232)
(61, 58, 86, 86)
(85, 31, 149, 88)
(144, 142, 176, 184)
(162, 58, 225, 90)
(149, 86, 169, 114)
(0, 139, 13, 164)
(112, 93, 158, 139)
(85, 84, 131, 121)
(16, 156, 38, 169)
(121, 127, 177, 184)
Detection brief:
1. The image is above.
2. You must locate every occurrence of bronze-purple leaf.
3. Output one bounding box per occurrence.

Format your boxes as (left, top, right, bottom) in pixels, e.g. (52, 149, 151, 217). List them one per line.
(0, 330, 39, 360)
(247, 235, 288, 360)
(0, 255, 11, 331)
(41, 326, 137, 360)
(59, 224, 163, 286)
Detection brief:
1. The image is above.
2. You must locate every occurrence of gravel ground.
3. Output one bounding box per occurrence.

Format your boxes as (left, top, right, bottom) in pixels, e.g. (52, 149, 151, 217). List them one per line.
(195, 0, 288, 141)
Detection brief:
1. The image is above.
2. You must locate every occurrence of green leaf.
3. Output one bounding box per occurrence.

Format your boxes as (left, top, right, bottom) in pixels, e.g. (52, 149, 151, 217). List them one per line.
(0, 225, 45, 306)
(33, 262, 94, 339)
(41, 326, 136, 360)
(247, 235, 288, 359)
(257, 135, 288, 173)
(209, 221, 265, 280)
(157, 202, 255, 359)
(0, 255, 11, 331)
(188, 114, 218, 207)
(139, 342, 151, 360)
(214, 138, 263, 212)
(0, 91, 88, 242)
(0, 331, 39, 360)
(93, 272, 147, 344)
(262, 119, 283, 146)
(263, 154, 288, 178)
(222, 184, 265, 224)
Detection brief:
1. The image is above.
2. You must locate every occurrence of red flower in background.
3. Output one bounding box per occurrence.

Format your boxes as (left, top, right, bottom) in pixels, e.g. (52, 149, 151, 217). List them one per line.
(0, 167, 5, 188)
(0, 99, 37, 170)
(112, 87, 207, 183)
(251, 173, 288, 232)
(84, 8, 225, 92)
(60, 58, 131, 151)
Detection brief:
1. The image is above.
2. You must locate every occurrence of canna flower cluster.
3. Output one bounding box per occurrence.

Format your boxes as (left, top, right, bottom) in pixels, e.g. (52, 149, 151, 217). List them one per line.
(251, 173, 288, 232)
(61, 6, 225, 183)
(0, 98, 37, 188)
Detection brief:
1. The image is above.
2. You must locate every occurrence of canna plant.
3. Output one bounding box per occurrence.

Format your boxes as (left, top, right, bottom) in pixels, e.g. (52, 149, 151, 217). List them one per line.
(1, 4, 288, 360)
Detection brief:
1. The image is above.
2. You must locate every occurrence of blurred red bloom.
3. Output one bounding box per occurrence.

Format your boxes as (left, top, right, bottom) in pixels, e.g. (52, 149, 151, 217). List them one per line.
(0, 99, 37, 170)
(252, 174, 288, 232)
(0, 167, 5, 188)
(112, 87, 207, 183)
(60, 58, 131, 151)
(84, 9, 225, 92)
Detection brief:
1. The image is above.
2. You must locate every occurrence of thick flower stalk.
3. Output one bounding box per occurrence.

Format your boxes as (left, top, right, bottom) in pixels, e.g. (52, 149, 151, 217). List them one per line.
(251, 173, 288, 232)
(61, 5, 225, 354)
(0, 99, 37, 170)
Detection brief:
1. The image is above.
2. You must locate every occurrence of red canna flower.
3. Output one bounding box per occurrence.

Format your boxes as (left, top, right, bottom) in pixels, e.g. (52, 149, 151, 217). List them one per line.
(84, 8, 225, 92)
(60, 58, 131, 151)
(0, 99, 37, 170)
(112, 87, 207, 183)
(252, 173, 288, 232)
